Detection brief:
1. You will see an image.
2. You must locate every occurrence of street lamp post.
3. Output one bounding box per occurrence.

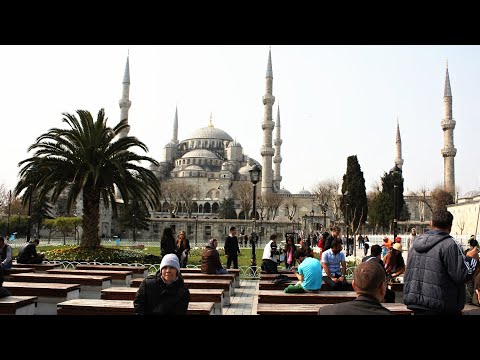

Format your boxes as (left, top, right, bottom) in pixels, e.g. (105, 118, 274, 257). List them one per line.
(390, 164, 402, 243)
(343, 191, 350, 256)
(6, 190, 11, 237)
(303, 215, 307, 233)
(194, 216, 198, 247)
(310, 210, 315, 232)
(321, 202, 328, 231)
(249, 164, 261, 271)
(26, 189, 33, 243)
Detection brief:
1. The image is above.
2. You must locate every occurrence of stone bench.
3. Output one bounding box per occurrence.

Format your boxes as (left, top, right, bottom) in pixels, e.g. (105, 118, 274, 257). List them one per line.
(180, 273, 236, 291)
(260, 273, 298, 281)
(9, 273, 112, 299)
(47, 269, 133, 286)
(257, 302, 413, 315)
(75, 264, 148, 278)
(57, 299, 215, 315)
(0, 296, 38, 315)
(258, 290, 357, 304)
(181, 268, 241, 288)
(131, 277, 233, 305)
(3, 281, 80, 315)
(12, 263, 63, 272)
(259, 280, 353, 291)
(101, 287, 225, 315)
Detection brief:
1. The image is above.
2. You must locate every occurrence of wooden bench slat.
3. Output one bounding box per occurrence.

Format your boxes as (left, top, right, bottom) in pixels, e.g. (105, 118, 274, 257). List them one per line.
(258, 290, 357, 304)
(9, 273, 112, 287)
(0, 296, 38, 315)
(47, 269, 133, 280)
(3, 281, 81, 297)
(57, 299, 214, 315)
(75, 264, 147, 275)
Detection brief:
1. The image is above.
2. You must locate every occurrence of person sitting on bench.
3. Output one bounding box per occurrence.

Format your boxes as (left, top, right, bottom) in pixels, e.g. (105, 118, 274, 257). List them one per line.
(16, 239, 44, 264)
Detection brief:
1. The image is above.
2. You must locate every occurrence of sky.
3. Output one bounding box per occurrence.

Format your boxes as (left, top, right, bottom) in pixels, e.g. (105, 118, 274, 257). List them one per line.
(1, 45, 480, 197)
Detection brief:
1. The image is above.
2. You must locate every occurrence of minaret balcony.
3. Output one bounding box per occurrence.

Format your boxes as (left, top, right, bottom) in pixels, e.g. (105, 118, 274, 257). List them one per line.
(262, 95, 275, 105)
(441, 119, 456, 130)
(262, 121, 275, 131)
(119, 100, 132, 108)
(260, 147, 275, 156)
(441, 148, 457, 157)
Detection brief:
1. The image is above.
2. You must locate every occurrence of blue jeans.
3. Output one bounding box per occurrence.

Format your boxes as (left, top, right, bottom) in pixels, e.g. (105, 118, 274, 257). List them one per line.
(216, 268, 228, 274)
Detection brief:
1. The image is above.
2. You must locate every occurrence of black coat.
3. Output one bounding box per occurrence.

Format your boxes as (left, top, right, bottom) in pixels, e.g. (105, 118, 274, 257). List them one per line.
(319, 295, 392, 315)
(134, 271, 190, 315)
(16, 243, 38, 263)
(404, 229, 477, 314)
(224, 236, 240, 256)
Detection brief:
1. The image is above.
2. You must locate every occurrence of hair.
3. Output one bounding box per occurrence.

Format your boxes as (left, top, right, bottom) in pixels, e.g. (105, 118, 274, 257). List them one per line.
(331, 225, 340, 233)
(370, 244, 382, 257)
(468, 239, 479, 248)
(230, 226, 236, 232)
(431, 210, 453, 229)
(270, 233, 277, 241)
(0, 236, 4, 244)
(353, 261, 386, 296)
(162, 227, 174, 239)
(330, 238, 342, 249)
(294, 248, 307, 260)
(385, 248, 405, 274)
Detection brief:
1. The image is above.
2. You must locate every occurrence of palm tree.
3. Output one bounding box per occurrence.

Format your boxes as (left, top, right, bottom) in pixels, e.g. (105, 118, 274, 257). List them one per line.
(15, 109, 161, 248)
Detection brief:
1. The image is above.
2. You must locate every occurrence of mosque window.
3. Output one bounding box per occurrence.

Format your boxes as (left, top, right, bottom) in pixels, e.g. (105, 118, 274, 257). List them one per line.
(189, 172, 192, 176)
(187, 159, 190, 164)
(205, 226, 212, 236)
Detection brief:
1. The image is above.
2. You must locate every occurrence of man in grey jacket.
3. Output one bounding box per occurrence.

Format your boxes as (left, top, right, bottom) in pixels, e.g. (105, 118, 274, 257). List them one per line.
(404, 210, 479, 315)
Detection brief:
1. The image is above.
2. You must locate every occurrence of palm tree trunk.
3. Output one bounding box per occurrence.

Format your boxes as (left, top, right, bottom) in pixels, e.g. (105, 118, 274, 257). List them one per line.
(81, 186, 101, 248)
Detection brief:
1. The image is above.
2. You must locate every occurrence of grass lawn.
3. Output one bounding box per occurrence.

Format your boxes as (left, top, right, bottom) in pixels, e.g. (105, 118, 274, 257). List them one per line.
(14, 245, 267, 268)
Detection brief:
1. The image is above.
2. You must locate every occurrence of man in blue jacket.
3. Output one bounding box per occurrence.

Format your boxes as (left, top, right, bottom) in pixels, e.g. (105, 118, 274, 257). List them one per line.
(404, 210, 479, 315)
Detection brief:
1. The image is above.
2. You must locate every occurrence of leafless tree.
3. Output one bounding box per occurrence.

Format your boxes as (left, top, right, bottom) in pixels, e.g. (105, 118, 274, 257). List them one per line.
(0, 183, 9, 215)
(417, 185, 433, 213)
(160, 181, 183, 217)
(312, 178, 340, 224)
(232, 181, 252, 220)
(456, 214, 466, 235)
(264, 192, 284, 220)
(178, 182, 200, 217)
(284, 198, 298, 221)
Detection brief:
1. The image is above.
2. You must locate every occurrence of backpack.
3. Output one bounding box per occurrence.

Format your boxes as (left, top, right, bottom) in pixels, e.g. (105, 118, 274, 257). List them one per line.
(272, 274, 291, 284)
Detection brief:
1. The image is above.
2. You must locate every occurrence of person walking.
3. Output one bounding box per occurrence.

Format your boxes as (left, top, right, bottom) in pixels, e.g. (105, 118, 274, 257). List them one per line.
(224, 226, 241, 269)
(404, 210, 479, 315)
(407, 228, 417, 250)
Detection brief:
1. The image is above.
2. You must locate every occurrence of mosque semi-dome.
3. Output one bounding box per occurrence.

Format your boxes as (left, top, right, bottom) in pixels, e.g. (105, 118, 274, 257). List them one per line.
(405, 190, 417, 196)
(185, 126, 233, 142)
(182, 149, 219, 159)
(185, 165, 204, 171)
(277, 188, 291, 195)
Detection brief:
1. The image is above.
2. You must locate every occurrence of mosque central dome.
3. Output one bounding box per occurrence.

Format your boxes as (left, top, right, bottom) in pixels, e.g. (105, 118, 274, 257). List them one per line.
(185, 126, 233, 142)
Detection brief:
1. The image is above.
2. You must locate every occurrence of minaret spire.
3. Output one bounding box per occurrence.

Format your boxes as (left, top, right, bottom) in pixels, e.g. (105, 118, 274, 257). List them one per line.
(261, 47, 275, 196)
(395, 118, 404, 169)
(172, 106, 178, 144)
(273, 103, 282, 191)
(209, 113, 214, 127)
(118, 53, 132, 138)
(441, 62, 456, 195)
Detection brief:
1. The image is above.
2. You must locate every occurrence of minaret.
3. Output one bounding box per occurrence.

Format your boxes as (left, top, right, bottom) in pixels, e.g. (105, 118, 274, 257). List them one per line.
(261, 47, 275, 196)
(172, 106, 179, 144)
(118, 53, 132, 138)
(441, 61, 456, 195)
(395, 119, 404, 169)
(273, 103, 282, 191)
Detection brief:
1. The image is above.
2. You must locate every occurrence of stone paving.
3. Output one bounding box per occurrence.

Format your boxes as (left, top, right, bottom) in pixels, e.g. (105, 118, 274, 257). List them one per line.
(222, 279, 258, 315)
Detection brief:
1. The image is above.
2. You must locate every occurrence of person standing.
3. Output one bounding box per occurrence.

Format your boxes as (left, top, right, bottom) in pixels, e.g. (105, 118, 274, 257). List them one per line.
(160, 228, 176, 257)
(324, 226, 341, 251)
(284, 235, 296, 270)
(261, 234, 279, 274)
(407, 228, 417, 250)
(319, 261, 392, 315)
(176, 230, 191, 268)
(404, 210, 479, 315)
(224, 226, 241, 269)
(134, 253, 190, 315)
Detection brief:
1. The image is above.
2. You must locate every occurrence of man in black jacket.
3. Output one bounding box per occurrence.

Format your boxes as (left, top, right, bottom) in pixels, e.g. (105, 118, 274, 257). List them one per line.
(404, 210, 479, 315)
(16, 239, 44, 264)
(224, 226, 240, 269)
(319, 260, 392, 315)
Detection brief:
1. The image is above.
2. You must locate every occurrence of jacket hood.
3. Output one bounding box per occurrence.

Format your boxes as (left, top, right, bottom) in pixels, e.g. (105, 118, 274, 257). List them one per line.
(413, 229, 452, 253)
